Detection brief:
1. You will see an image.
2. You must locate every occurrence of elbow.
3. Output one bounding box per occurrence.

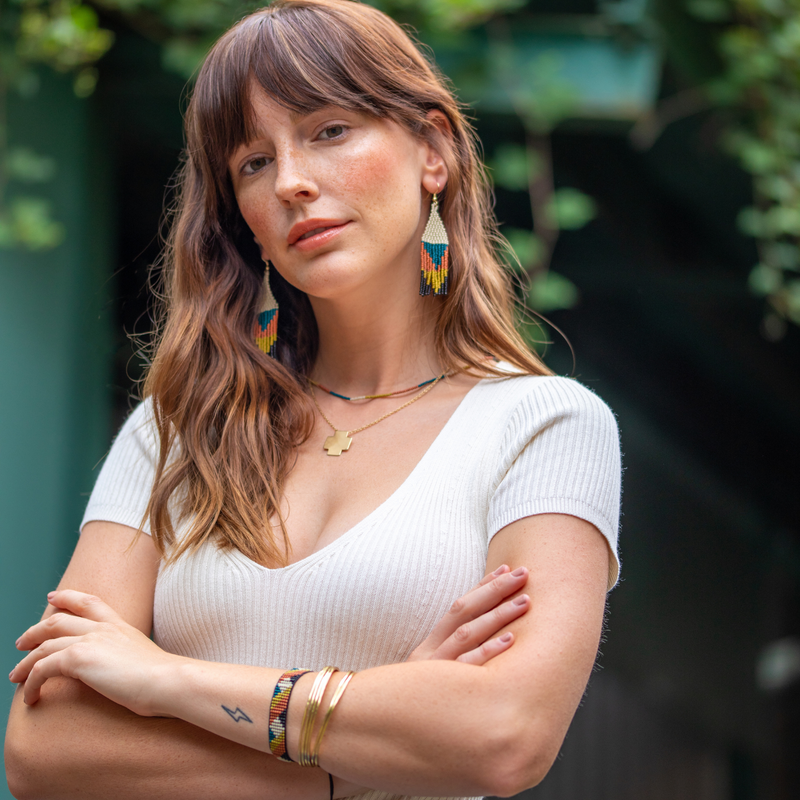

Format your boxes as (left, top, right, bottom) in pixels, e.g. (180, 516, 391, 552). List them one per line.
(5, 680, 88, 800)
(5, 729, 38, 800)
(473, 712, 562, 798)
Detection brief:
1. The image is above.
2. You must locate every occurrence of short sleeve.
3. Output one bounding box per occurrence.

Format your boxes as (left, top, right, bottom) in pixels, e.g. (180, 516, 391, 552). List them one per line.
(80, 400, 159, 535)
(487, 377, 622, 589)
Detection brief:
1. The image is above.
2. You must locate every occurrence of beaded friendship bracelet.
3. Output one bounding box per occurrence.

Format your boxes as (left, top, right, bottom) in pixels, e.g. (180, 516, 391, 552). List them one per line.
(269, 668, 311, 762)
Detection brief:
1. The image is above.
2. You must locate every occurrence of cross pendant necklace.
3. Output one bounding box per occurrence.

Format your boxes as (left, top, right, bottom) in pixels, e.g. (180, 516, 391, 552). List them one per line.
(323, 430, 353, 456)
(309, 375, 445, 456)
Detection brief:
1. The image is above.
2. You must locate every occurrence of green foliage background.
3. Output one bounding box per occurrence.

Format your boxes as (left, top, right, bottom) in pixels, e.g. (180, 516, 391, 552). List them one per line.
(3, 0, 797, 334)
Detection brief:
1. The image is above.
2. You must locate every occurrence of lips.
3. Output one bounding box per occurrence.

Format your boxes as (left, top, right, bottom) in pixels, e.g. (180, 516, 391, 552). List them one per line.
(287, 218, 350, 246)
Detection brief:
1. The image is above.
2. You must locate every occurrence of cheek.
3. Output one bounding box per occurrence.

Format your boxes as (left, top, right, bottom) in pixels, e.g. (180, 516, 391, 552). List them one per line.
(236, 189, 281, 247)
(338, 140, 420, 228)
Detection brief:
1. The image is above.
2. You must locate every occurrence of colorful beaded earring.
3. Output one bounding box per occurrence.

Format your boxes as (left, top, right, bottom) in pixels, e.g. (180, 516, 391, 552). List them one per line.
(254, 261, 279, 357)
(419, 191, 449, 296)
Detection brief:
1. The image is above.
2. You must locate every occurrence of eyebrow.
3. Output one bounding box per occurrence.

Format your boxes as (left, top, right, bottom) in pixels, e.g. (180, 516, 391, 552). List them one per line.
(241, 105, 339, 148)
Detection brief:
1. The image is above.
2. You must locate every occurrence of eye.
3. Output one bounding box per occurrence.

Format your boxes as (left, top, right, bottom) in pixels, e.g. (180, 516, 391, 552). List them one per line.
(241, 156, 271, 175)
(318, 124, 347, 140)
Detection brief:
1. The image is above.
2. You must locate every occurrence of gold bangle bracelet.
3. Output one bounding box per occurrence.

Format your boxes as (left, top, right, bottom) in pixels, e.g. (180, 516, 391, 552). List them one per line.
(310, 670, 355, 765)
(298, 666, 338, 767)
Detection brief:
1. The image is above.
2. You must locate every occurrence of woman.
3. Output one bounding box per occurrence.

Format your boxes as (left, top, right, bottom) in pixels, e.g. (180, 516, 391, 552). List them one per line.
(6, 1, 621, 798)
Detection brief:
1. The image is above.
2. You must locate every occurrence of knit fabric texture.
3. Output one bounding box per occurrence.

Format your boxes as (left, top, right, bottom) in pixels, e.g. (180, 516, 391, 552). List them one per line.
(81, 372, 622, 800)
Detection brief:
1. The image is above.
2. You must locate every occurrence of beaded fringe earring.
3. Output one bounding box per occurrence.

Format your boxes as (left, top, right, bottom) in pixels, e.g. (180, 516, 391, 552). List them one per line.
(254, 262, 279, 357)
(419, 192, 449, 296)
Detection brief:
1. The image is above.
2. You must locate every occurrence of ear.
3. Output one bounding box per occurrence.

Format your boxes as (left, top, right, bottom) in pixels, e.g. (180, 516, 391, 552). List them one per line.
(421, 109, 452, 196)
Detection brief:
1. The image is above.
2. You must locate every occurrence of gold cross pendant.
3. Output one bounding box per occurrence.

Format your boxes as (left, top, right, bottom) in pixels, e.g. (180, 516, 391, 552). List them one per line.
(323, 430, 353, 456)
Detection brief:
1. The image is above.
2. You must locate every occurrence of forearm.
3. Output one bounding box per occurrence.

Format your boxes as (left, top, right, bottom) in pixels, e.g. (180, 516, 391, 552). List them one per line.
(156, 657, 537, 798)
(5, 679, 342, 800)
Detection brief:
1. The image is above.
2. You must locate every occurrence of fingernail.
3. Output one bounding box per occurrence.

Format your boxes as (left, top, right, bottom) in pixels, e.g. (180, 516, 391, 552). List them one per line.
(500, 633, 513, 643)
(511, 567, 526, 577)
(513, 594, 529, 605)
(47, 592, 55, 600)
(14, 638, 20, 648)
(493, 565, 509, 576)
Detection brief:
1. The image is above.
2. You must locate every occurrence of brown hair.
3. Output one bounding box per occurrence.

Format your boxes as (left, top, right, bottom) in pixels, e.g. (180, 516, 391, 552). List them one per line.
(144, 0, 551, 567)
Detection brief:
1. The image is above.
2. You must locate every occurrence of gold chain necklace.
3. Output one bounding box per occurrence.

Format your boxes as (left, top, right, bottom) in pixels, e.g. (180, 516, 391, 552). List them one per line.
(309, 374, 445, 455)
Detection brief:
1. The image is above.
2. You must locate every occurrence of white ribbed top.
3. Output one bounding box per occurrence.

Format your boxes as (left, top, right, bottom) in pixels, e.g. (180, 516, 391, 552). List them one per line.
(82, 373, 621, 800)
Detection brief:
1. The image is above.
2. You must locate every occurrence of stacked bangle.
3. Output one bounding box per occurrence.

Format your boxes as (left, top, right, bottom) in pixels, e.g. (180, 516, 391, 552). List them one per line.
(269, 668, 310, 762)
(295, 667, 356, 768)
(298, 667, 339, 767)
(312, 671, 356, 759)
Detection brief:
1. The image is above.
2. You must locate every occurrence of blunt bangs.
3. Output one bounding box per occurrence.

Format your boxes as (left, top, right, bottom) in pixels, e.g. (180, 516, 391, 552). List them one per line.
(190, 0, 442, 183)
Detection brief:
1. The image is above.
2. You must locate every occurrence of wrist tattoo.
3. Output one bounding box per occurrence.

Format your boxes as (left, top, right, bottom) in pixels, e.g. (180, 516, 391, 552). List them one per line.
(222, 705, 253, 723)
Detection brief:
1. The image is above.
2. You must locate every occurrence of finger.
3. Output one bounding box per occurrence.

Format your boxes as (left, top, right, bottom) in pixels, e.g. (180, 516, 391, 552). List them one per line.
(435, 594, 530, 661)
(22, 650, 76, 705)
(473, 564, 509, 588)
(10, 636, 80, 685)
(456, 632, 514, 666)
(46, 590, 121, 624)
(16, 613, 97, 651)
(422, 568, 529, 652)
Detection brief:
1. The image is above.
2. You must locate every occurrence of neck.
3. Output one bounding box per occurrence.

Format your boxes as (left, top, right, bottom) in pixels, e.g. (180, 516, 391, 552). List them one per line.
(309, 286, 442, 396)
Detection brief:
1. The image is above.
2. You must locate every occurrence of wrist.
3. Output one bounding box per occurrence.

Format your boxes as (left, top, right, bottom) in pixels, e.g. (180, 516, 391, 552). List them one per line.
(147, 654, 194, 718)
(285, 671, 314, 761)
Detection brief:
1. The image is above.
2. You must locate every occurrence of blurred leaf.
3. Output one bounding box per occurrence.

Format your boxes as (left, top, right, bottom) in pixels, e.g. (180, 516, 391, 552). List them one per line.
(517, 52, 580, 133)
(161, 37, 213, 78)
(528, 271, 579, 311)
(494, 48, 580, 134)
(73, 66, 98, 97)
(785, 279, 800, 323)
(378, 0, 526, 30)
(5, 148, 57, 183)
(686, 0, 732, 21)
(749, 263, 784, 295)
(0, 197, 65, 251)
(733, 136, 782, 175)
(737, 206, 767, 237)
(764, 241, 800, 271)
(490, 144, 538, 191)
(756, 174, 796, 203)
(0, 216, 14, 248)
(765, 205, 800, 236)
(546, 188, 597, 230)
(503, 227, 544, 271)
(17, 3, 114, 71)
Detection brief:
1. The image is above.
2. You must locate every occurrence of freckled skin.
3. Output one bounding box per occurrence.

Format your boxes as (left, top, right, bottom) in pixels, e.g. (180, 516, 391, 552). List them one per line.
(228, 91, 440, 306)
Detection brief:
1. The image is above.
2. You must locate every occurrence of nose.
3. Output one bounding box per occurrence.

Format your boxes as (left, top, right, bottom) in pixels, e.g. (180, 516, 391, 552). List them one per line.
(274, 148, 319, 206)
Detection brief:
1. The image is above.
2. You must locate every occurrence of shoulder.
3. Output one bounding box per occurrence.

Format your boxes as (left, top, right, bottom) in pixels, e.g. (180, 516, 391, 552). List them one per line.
(93, 397, 162, 477)
(473, 370, 619, 441)
(115, 398, 159, 456)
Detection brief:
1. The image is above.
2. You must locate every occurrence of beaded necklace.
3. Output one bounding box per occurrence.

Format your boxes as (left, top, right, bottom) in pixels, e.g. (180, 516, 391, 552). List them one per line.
(308, 373, 446, 402)
(309, 375, 445, 456)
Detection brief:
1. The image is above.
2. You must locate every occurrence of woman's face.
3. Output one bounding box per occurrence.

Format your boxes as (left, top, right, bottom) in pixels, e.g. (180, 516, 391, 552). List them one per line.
(228, 90, 446, 302)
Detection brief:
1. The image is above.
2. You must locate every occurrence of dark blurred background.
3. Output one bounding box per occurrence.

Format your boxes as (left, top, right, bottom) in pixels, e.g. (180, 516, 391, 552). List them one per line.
(2, 1, 799, 798)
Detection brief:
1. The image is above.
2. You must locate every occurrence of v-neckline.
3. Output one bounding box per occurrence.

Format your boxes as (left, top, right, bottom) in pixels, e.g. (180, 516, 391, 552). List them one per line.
(227, 374, 493, 574)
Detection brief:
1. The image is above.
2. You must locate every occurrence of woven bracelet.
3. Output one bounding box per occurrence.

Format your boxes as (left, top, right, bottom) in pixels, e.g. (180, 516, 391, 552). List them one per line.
(269, 668, 310, 762)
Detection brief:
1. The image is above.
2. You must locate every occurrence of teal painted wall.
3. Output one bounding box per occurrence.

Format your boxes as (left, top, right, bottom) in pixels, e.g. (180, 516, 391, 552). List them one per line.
(1, 73, 114, 797)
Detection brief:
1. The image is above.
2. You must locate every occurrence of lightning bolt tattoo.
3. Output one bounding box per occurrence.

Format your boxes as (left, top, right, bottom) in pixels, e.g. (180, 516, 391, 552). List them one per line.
(221, 705, 253, 723)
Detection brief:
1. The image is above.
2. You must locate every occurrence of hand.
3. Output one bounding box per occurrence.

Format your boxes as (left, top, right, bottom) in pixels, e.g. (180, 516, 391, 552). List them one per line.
(10, 590, 178, 715)
(406, 565, 529, 665)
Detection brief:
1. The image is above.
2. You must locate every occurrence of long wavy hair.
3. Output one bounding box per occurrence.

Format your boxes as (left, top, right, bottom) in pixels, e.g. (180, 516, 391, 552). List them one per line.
(143, 0, 551, 567)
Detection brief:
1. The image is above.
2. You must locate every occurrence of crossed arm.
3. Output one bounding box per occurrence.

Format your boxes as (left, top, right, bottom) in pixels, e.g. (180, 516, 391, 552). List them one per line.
(5, 513, 608, 799)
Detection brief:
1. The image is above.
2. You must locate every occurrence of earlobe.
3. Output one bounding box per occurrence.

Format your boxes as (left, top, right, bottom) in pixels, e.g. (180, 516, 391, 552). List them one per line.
(253, 235, 269, 263)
